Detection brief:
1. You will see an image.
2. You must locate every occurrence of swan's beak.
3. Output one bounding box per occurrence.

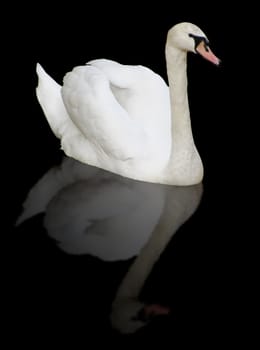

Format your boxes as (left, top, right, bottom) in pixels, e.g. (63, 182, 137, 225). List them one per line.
(196, 41, 221, 66)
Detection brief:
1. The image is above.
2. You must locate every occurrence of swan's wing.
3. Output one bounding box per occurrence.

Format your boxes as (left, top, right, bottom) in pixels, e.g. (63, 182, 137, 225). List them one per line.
(61, 65, 147, 161)
(87, 60, 172, 160)
(87, 59, 170, 117)
(87, 59, 149, 89)
(37, 60, 170, 170)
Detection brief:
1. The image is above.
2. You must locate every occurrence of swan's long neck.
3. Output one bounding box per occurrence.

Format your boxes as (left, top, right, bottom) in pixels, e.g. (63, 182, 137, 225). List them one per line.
(166, 44, 194, 155)
(164, 44, 202, 184)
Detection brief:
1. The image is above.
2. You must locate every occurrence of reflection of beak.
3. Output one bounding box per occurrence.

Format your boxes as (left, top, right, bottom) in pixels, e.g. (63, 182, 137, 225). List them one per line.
(196, 41, 221, 66)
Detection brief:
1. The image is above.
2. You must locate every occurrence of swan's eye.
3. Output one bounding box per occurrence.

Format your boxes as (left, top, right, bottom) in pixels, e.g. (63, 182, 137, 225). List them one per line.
(189, 33, 209, 51)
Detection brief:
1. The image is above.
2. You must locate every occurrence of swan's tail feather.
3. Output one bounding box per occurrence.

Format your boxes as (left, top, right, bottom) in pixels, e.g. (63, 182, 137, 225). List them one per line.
(36, 63, 70, 139)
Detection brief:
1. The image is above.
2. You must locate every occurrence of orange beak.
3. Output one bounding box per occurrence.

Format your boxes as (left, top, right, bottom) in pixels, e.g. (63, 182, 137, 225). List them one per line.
(196, 41, 221, 66)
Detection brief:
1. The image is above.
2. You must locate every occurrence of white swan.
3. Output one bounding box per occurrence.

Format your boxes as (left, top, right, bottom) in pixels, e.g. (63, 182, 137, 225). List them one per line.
(36, 22, 219, 186)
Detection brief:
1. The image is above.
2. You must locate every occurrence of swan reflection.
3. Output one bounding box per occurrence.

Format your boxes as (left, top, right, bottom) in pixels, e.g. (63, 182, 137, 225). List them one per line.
(17, 156, 203, 333)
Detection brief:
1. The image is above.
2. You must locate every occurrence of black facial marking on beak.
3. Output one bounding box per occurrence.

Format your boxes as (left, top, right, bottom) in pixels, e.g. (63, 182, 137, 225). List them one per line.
(189, 33, 210, 51)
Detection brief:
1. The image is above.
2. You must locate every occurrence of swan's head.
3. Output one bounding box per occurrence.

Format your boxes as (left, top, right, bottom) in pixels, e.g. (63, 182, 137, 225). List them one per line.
(167, 22, 220, 65)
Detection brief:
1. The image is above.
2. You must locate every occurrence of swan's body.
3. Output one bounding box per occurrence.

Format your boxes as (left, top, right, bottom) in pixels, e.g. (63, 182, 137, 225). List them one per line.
(36, 22, 219, 186)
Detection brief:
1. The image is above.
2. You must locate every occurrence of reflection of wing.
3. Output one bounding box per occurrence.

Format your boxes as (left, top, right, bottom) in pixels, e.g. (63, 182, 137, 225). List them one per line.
(16, 156, 166, 260)
(44, 179, 165, 260)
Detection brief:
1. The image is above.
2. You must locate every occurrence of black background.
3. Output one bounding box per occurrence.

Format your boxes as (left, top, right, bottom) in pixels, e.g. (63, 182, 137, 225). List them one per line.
(5, 3, 251, 347)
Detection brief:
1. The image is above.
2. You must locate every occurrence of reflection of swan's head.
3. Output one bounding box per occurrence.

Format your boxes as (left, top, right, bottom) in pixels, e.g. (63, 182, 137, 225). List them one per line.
(167, 22, 220, 65)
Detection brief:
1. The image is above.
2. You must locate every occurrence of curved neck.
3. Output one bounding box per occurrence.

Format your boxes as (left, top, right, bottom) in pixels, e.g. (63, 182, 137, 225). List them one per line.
(165, 44, 195, 157)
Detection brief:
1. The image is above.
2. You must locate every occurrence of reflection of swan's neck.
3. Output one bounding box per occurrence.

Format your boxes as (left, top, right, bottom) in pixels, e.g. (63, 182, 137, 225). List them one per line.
(165, 44, 202, 184)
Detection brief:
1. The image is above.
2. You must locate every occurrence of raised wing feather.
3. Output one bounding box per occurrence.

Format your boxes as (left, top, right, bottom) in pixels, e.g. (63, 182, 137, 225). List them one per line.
(61, 65, 147, 160)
